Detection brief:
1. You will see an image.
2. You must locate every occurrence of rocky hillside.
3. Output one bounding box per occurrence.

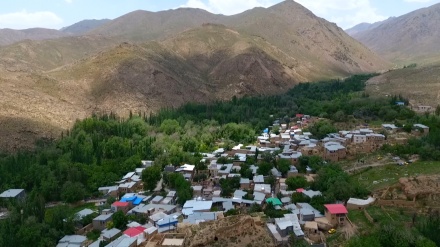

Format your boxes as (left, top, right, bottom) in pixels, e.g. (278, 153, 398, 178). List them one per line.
(345, 18, 395, 36)
(352, 3, 440, 64)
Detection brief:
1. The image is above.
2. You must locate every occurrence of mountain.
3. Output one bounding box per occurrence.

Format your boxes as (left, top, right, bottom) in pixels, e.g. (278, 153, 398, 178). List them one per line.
(60, 19, 112, 35)
(0, 28, 69, 46)
(90, 1, 389, 78)
(49, 24, 309, 115)
(0, 35, 118, 71)
(88, 9, 224, 41)
(345, 18, 395, 36)
(352, 3, 440, 64)
(0, 1, 390, 150)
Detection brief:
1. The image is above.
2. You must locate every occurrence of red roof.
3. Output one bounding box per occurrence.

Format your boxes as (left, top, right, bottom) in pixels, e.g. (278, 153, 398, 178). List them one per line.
(112, 201, 129, 207)
(324, 204, 348, 214)
(296, 188, 305, 193)
(124, 226, 146, 237)
(296, 114, 304, 118)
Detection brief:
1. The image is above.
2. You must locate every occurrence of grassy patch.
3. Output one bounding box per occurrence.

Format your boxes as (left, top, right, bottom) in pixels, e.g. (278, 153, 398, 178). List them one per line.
(366, 206, 413, 224)
(72, 202, 97, 212)
(348, 210, 374, 233)
(352, 161, 440, 190)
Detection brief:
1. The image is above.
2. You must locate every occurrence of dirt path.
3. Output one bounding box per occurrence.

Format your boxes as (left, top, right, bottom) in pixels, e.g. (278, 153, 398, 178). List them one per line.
(344, 161, 389, 173)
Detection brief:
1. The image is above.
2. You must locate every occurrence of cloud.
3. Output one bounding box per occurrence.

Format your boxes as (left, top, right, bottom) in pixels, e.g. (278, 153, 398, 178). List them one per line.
(0, 10, 63, 29)
(295, 0, 387, 29)
(181, 0, 281, 15)
(65, 0, 73, 3)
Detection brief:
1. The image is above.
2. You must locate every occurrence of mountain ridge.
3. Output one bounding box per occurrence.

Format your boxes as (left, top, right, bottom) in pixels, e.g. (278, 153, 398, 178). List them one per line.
(351, 2, 440, 64)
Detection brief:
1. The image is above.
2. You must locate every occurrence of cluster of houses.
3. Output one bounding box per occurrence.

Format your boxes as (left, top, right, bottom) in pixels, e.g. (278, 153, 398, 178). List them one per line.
(260, 115, 430, 164)
(50, 115, 431, 246)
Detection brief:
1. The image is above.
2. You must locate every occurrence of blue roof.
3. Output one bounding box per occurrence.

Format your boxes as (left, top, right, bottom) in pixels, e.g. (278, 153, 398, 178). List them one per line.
(120, 196, 137, 202)
(133, 197, 143, 205)
(156, 217, 178, 227)
(264, 128, 269, 133)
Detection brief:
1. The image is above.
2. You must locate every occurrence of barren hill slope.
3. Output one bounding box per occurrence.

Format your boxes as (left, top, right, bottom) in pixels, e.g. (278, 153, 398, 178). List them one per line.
(0, 28, 69, 46)
(352, 3, 440, 64)
(49, 25, 307, 117)
(366, 63, 440, 107)
(90, 1, 390, 79)
(60, 19, 111, 35)
(0, 35, 117, 71)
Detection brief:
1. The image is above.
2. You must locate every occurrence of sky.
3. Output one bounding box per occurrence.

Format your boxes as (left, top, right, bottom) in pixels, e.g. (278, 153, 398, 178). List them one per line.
(0, 0, 439, 30)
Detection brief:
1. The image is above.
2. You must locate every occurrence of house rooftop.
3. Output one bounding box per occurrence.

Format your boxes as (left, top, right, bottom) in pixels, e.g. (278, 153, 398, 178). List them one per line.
(266, 197, 282, 206)
(253, 175, 265, 183)
(414, 124, 429, 129)
(176, 164, 195, 172)
(240, 178, 250, 184)
(324, 204, 348, 214)
(183, 212, 219, 224)
(124, 226, 146, 237)
(94, 213, 113, 221)
(102, 228, 121, 239)
(302, 190, 322, 198)
(254, 184, 271, 193)
(75, 208, 95, 219)
(152, 196, 164, 203)
(0, 189, 24, 198)
(57, 235, 87, 246)
(113, 201, 130, 207)
(122, 172, 135, 180)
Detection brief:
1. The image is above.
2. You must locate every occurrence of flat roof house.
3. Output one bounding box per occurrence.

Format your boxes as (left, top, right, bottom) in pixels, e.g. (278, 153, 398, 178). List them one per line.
(0, 189, 25, 200)
(324, 204, 348, 227)
(93, 213, 113, 231)
(56, 235, 87, 247)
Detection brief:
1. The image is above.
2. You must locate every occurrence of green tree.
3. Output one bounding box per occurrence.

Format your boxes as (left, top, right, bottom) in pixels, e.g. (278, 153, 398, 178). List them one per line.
(257, 162, 273, 176)
(160, 119, 181, 135)
(112, 211, 128, 230)
(61, 181, 85, 203)
(285, 176, 308, 190)
(277, 159, 291, 177)
(142, 165, 162, 191)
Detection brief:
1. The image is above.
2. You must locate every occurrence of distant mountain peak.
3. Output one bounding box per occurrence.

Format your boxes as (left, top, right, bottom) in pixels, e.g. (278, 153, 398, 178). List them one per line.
(350, 3, 440, 64)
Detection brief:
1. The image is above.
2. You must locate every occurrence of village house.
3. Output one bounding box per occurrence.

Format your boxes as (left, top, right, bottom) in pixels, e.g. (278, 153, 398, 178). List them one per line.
(240, 178, 250, 190)
(112, 201, 131, 214)
(144, 226, 158, 241)
(287, 166, 299, 178)
(0, 189, 26, 200)
(92, 213, 113, 231)
(192, 186, 203, 197)
(323, 142, 346, 162)
(274, 214, 304, 238)
(413, 123, 430, 136)
(382, 124, 399, 133)
(254, 184, 272, 195)
(101, 228, 122, 242)
(175, 164, 196, 180)
(57, 235, 87, 247)
(324, 204, 348, 227)
(98, 186, 119, 198)
(304, 221, 320, 243)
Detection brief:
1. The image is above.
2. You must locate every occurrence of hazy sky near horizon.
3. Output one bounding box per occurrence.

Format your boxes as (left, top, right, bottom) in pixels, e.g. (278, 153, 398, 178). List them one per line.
(0, 0, 439, 30)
